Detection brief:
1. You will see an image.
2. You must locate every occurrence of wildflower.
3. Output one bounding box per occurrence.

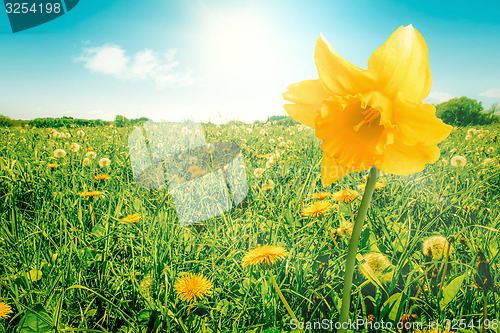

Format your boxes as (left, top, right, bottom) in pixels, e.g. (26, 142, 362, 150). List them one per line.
(122, 213, 140, 223)
(140, 274, 153, 297)
(467, 128, 477, 135)
(85, 147, 93, 152)
(206, 143, 215, 154)
(487, 147, 495, 154)
(269, 139, 275, 144)
(450, 156, 466, 167)
(64, 133, 71, 138)
(357, 180, 385, 191)
(76, 130, 85, 137)
(477, 133, 484, 139)
(54, 149, 66, 158)
(94, 174, 110, 180)
(301, 200, 333, 217)
(423, 236, 449, 260)
(463, 205, 477, 212)
(243, 245, 288, 267)
(82, 158, 91, 166)
(86, 151, 97, 159)
(79, 191, 103, 197)
(70, 143, 80, 152)
(261, 180, 274, 191)
(312, 192, 330, 200)
(253, 168, 265, 178)
(174, 272, 213, 302)
(331, 189, 360, 203)
(282, 25, 452, 186)
(0, 302, 13, 319)
(465, 134, 472, 140)
(482, 158, 494, 166)
(47, 163, 58, 168)
(359, 253, 394, 285)
(98, 158, 111, 168)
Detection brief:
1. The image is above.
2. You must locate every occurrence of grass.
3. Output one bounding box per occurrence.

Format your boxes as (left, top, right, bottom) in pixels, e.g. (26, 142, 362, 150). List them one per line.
(0, 122, 499, 332)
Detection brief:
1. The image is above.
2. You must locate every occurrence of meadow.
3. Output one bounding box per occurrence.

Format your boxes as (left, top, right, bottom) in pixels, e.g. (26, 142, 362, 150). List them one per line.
(0, 121, 499, 333)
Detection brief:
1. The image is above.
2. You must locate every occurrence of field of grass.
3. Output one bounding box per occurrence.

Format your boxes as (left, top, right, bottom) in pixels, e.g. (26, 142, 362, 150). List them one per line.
(0, 122, 499, 333)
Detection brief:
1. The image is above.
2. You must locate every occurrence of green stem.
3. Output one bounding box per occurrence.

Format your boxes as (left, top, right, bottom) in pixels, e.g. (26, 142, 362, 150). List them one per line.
(338, 166, 379, 332)
(269, 271, 304, 333)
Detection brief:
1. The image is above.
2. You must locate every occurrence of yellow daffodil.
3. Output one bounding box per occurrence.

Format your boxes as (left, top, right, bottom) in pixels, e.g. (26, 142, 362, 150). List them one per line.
(283, 25, 452, 186)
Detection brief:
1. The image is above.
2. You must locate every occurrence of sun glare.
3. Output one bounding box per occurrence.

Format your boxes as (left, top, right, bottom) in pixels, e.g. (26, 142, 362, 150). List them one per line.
(200, 6, 277, 77)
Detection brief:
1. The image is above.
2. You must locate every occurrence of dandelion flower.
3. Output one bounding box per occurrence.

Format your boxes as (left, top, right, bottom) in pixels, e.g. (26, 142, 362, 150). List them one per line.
(312, 192, 330, 200)
(0, 302, 13, 319)
(261, 184, 274, 191)
(467, 128, 477, 135)
(94, 174, 110, 180)
(47, 163, 58, 168)
(242, 245, 288, 267)
(253, 168, 265, 178)
(465, 134, 472, 140)
(122, 213, 140, 223)
(54, 149, 66, 158)
(79, 191, 103, 197)
(82, 158, 91, 166)
(76, 130, 85, 137)
(450, 156, 466, 167)
(282, 25, 452, 186)
(174, 273, 213, 302)
(482, 158, 494, 166)
(423, 236, 449, 260)
(98, 158, 111, 168)
(331, 189, 360, 203)
(86, 151, 97, 159)
(359, 253, 394, 285)
(301, 200, 333, 217)
(70, 143, 80, 152)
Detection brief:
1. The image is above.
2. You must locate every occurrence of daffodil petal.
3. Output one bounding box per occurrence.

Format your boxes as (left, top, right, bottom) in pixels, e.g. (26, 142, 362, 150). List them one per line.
(394, 93, 453, 146)
(282, 79, 330, 127)
(321, 154, 365, 187)
(316, 96, 385, 168)
(368, 25, 432, 101)
(377, 142, 440, 175)
(315, 34, 376, 96)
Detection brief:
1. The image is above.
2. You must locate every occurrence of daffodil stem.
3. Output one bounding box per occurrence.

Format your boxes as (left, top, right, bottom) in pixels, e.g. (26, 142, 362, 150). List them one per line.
(338, 166, 379, 333)
(269, 271, 304, 333)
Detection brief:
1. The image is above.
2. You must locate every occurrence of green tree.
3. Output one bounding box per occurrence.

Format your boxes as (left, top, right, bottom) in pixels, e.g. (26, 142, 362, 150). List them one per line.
(436, 96, 496, 126)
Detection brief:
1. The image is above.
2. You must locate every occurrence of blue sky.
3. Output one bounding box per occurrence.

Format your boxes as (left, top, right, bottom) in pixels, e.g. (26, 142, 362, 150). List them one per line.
(0, 0, 499, 123)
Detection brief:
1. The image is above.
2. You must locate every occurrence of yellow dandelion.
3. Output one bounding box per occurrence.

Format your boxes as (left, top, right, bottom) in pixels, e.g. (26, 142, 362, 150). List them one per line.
(331, 189, 360, 203)
(261, 184, 274, 191)
(122, 213, 141, 223)
(301, 200, 333, 217)
(423, 236, 449, 260)
(94, 174, 110, 180)
(357, 180, 385, 191)
(0, 302, 13, 319)
(312, 192, 330, 200)
(174, 272, 213, 302)
(79, 191, 103, 197)
(242, 245, 289, 267)
(47, 163, 58, 168)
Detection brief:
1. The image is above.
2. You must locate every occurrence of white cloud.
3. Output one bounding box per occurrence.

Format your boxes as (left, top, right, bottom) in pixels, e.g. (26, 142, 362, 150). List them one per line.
(479, 89, 500, 98)
(76, 44, 198, 87)
(424, 91, 455, 105)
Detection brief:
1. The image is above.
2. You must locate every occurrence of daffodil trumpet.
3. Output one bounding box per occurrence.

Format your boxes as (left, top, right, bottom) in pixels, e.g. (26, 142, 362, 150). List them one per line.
(338, 165, 379, 332)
